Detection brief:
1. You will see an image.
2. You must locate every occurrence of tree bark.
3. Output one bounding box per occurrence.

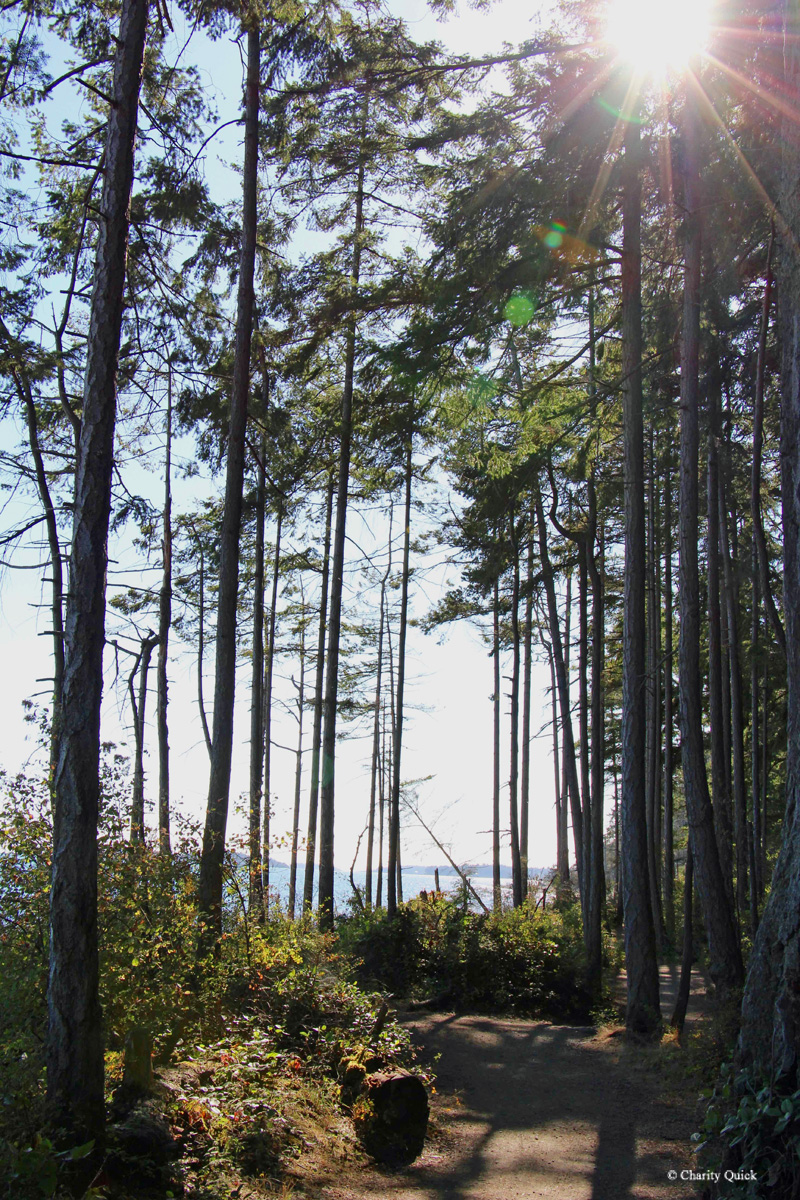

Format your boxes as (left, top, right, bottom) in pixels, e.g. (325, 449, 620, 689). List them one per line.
(535, 485, 583, 893)
(707, 381, 736, 902)
(303, 475, 333, 911)
(198, 26, 260, 937)
(520, 532, 533, 893)
(750, 227, 785, 654)
(129, 633, 158, 844)
(366, 577, 387, 908)
(736, 0, 800, 1080)
(387, 425, 413, 918)
(157, 370, 172, 854)
(719, 463, 749, 921)
(47, 0, 149, 1139)
(249, 423, 267, 918)
(646, 430, 665, 952)
(288, 617, 306, 919)
(662, 448, 675, 944)
(493, 572, 502, 910)
(677, 85, 744, 998)
(317, 108, 367, 929)
(507, 514, 523, 908)
(20, 375, 64, 781)
(620, 113, 660, 1035)
(262, 503, 283, 908)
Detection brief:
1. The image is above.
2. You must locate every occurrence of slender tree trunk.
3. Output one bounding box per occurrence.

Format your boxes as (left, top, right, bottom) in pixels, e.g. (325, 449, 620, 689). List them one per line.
(620, 113, 660, 1035)
(662, 449, 675, 944)
(303, 475, 333, 911)
(20, 377, 64, 781)
(670, 846, 693, 1035)
(376, 699, 386, 908)
(646, 431, 665, 951)
(47, 0, 149, 1138)
(387, 426, 413, 918)
(508, 517, 523, 908)
(129, 633, 158, 843)
(578, 540, 591, 907)
(318, 112, 367, 930)
(677, 86, 744, 997)
(249, 424, 267, 918)
(520, 534, 533, 894)
(366, 585, 386, 909)
(719, 466, 749, 921)
(288, 618, 306, 919)
(547, 640, 569, 881)
(536, 486, 583, 892)
(707, 383, 736, 902)
(198, 26, 260, 935)
(156, 370, 172, 854)
(751, 538, 762, 912)
(586, 481, 605, 996)
(262, 504, 283, 909)
(751, 226, 785, 654)
(493, 575, 502, 909)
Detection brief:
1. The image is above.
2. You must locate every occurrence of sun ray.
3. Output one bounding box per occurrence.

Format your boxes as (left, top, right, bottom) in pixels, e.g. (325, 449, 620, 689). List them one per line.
(705, 51, 800, 127)
(684, 66, 795, 252)
(578, 72, 643, 241)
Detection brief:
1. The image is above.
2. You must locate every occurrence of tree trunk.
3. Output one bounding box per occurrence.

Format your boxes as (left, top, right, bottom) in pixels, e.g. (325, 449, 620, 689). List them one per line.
(47, 0, 149, 1139)
(586, 478, 605, 996)
(578, 538, 591, 908)
(156, 370, 172, 854)
(493, 574, 502, 910)
(750, 227, 785, 654)
(318, 111, 367, 930)
(262, 504, 283, 909)
(670, 846, 693, 1035)
(646, 432, 665, 952)
(376, 699, 386, 908)
(719, 464, 749, 921)
(751, 537, 762, 913)
(677, 85, 744, 998)
(129, 633, 158, 843)
(198, 25, 260, 937)
(20, 376, 64, 782)
(387, 426, 413, 919)
(707, 380, 736, 903)
(662, 448, 675, 944)
(303, 475, 334, 911)
(249, 423, 267, 918)
(620, 113, 660, 1035)
(508, 516, 523, 908)
(288, 617, 306, 919)
(736, 0, 800, 1079)
(547, 640, 569, 881)
(520, 533, 533, 893)
(366, 583, 386, 908)
(535, 485, 583, 893)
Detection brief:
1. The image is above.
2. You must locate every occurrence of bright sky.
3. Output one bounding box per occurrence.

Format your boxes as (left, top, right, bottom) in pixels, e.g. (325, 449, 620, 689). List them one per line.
(0, 0, 575, 873)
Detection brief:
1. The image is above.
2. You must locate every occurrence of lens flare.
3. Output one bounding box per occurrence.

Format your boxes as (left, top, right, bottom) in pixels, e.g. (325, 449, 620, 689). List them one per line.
(606, 0, 712, 74)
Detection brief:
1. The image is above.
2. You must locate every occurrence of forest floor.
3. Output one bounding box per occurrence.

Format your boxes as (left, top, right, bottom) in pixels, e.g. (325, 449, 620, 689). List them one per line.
(298, 965, 712, 1200)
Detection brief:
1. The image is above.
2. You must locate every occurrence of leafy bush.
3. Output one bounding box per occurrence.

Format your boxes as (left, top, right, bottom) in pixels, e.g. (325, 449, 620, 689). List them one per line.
(695, 1064, 800, 1198)
(338, 893, 594, 1020)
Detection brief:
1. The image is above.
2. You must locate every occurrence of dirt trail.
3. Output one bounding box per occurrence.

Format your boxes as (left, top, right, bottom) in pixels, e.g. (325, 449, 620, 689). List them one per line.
(320, 965, 708, 1200)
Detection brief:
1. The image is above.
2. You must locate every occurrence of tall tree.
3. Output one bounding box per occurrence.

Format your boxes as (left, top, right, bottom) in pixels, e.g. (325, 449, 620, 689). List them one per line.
(47, 0, 149, 1138)
(198, 24, 260, 937)
(619, 109, 660, 1036)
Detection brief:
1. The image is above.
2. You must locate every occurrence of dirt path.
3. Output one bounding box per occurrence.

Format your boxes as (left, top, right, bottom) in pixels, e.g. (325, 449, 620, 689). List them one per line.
(318, 966, 708, 1200)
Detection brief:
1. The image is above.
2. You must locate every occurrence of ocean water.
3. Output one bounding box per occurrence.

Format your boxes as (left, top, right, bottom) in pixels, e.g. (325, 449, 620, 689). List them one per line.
(260, 864, 513, 914)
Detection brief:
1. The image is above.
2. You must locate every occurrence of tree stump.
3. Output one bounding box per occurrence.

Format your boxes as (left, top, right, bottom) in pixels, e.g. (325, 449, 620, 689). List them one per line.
(122, 1025, 154, 1095)
(351, 1070, 429, 1165)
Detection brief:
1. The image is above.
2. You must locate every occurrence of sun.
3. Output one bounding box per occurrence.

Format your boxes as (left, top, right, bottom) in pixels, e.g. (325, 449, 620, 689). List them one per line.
(606, 0, 713, 75)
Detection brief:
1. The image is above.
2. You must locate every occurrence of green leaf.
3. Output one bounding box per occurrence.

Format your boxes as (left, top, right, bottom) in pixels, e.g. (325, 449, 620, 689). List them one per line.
(69, 1139, 95, 1160)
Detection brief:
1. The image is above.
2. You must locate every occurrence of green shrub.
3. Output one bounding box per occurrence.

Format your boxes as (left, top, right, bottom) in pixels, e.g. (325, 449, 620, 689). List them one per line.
(338, 893, 593, 1020)
(695, 1064, 800, 1198)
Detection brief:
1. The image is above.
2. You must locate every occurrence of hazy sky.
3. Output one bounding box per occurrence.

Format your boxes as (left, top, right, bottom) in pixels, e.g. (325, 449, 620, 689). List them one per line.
(0, 0, 568, 872)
